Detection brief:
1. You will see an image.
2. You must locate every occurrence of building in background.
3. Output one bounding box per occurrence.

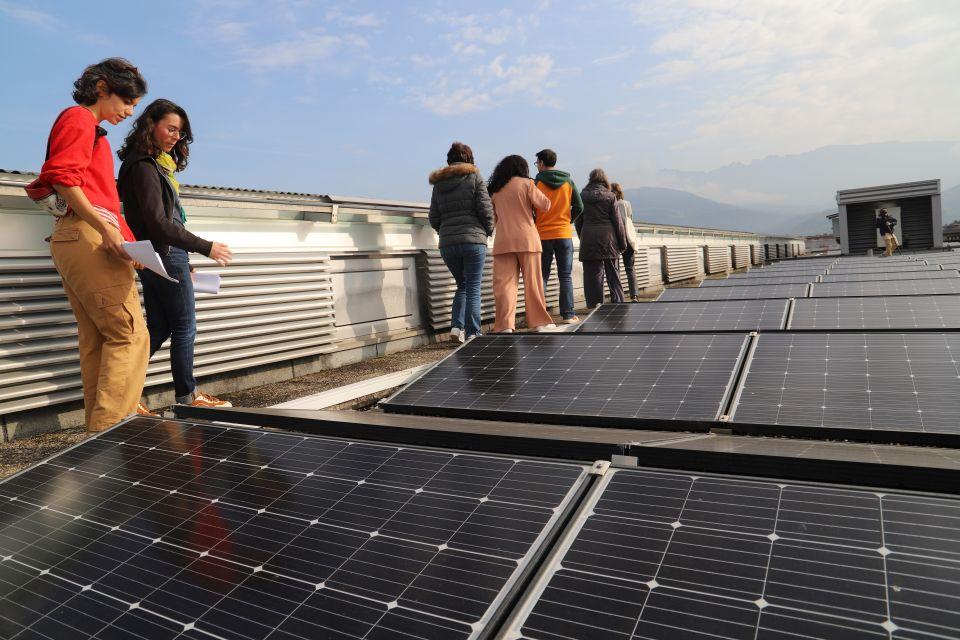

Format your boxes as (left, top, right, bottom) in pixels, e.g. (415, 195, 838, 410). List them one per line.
(834, 179, 943, 254)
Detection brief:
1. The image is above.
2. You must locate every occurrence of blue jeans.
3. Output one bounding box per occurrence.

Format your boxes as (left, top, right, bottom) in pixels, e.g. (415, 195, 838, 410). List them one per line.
(440, 243, 486, 337)
(541, 238, 575, 319)
(139, 247, 197, 403)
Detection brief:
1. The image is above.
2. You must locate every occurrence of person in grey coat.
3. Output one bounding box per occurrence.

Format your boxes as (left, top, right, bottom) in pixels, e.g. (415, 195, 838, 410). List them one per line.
(428, 141, 494, 341)
(575, 168, 626, 308)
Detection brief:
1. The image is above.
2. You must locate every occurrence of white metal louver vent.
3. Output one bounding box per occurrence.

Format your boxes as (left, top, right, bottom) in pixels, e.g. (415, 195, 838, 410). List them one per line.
(704, 245, 731, 274)
(662, 246, 700, 282)
(731, 244, 750, 269)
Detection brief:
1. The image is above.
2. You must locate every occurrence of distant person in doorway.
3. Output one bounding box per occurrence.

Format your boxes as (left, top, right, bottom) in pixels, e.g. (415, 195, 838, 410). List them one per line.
(577, 169, 626, 308)
(117, 99, 234, 409)
(429, 142, 494, 342)
(534, 149, 583, 324)
(487, 155, 556, 333)
(877, 208, 899, 257)
(27, 58, 150, 432)
(611, 183, 639, 301)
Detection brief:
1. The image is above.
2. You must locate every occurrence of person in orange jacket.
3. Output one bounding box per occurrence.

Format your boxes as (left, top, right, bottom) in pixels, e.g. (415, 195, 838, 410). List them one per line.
(534, 149, 584, 324)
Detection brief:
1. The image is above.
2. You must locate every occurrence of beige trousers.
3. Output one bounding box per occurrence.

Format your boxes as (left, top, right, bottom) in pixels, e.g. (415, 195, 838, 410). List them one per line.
(493, 252, 554, 332)
(884, 233, 899, 256)
(50, 216, 149, 432)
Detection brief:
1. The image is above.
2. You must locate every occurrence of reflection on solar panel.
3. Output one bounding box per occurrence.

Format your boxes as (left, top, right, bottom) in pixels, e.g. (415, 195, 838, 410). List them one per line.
(730, 333, 960, 434)
(700, 275, 814, 287)
(658, 284, 808, 302)
(508, 467, 960, 640)
(578, 300, 788, 332)
(0, 418, 587, 640)
(790, 295, 960, 330)
(820, 270, 959, 283)
(384, 333, 748, 424)
(811, 279, 960, 298)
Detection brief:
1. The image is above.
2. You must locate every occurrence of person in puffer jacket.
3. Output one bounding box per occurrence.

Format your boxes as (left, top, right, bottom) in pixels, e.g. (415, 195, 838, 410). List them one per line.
(428, 142, 495, 341)
(576, 169, 626, 308)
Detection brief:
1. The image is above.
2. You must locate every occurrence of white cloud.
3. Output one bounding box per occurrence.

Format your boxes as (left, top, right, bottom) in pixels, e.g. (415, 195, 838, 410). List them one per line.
(0, 1, 60, 28)
(234, 30, 342, 71)
(629, 0, 960, 165)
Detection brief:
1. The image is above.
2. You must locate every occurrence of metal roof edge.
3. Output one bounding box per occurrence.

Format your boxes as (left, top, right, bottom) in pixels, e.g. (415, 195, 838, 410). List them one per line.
(836, 178, 941, 204)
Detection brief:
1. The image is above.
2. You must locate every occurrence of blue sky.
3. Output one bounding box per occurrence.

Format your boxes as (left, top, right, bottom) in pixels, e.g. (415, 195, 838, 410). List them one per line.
(2, 0, 959, 204)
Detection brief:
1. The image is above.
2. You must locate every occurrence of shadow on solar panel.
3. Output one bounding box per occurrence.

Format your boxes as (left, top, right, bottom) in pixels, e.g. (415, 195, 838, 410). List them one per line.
(504, 467, 960, 640)
(0, 417, 590, 640)
(384, 333, 750, 427)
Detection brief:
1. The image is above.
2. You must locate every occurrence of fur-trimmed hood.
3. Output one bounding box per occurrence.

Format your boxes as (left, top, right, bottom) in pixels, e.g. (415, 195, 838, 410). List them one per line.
(429, 162, 479, 187)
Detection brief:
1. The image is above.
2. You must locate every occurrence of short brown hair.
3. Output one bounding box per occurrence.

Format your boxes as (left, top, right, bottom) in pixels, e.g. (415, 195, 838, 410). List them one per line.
(72, 58, 147, 106)
(535, 149, 557, 167)
(446, 141, 474, 165)
(611, 182, 625, 200)
(589, 168, 610, 188)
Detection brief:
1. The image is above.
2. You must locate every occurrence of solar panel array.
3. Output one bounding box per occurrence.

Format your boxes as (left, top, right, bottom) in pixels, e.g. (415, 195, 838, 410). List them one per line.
(509, 467, 960, 640)
(790, 295, 960, 330)
(0, 418, 587, 640)
(730, 332, 960, 435)
(699, 275, 814, 287)
(811, 279, 960, 298)
(820, 269, 959, 283)
(658, 283, 808, 302)
(578, 299, 788, 332)
(385, 333, 748, 424)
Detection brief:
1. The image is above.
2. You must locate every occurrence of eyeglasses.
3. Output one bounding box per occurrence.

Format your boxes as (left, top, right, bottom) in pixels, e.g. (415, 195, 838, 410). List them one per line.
(165, 126, 186, 139)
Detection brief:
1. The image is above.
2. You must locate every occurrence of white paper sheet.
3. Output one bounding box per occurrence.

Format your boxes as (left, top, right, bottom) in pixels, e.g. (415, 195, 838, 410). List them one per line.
(192, 271, 221, 295)
(122, 240, 178, 283)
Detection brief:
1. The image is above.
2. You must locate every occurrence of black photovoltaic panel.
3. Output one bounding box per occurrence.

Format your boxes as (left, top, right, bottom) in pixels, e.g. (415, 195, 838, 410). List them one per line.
(728, 269, 824, 279)
(790, 295, 960, 330)
(811, 279, 960, 298)
(0, 417, 587, 640)
(657, 284, 807, 302)
(700, 275, 814, 287)
(578, 300, 788, 332)
(384, 333, 748, 424)
(820, 269, 959, 283)
(731, 333, 960, 435)
(509, 467, 960, 640)
(828, 264, 941, 274)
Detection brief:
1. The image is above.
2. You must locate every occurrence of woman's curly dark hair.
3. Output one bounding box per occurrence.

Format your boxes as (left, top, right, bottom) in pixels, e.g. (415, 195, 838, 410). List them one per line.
(487, 154, 530, 196)
(72, 58, 147, 106)
(117, 99, 193, 170)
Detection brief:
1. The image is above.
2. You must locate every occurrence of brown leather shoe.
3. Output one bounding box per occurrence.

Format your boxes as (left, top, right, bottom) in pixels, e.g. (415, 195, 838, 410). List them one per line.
(136, 402, 159, 417)
(188, 392, 233, 408)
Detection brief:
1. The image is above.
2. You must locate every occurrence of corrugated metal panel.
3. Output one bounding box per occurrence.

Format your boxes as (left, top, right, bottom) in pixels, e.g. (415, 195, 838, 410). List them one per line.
(418, 249, 560, 331)
(662, 246, 700, 282)
(731, 244, 750, 269)
(836, 179, 940, 204)
(846, 202, 878, 253)
(899, 196, 934, 250)
(0, 250, 336, 415)
(704, 245, 731, 274)
(750, 244, 763, 265)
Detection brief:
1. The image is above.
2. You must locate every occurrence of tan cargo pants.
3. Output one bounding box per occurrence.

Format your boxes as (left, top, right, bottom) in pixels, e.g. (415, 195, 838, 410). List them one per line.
(884, 232, 899, 256)
(50, 215, 149, 432)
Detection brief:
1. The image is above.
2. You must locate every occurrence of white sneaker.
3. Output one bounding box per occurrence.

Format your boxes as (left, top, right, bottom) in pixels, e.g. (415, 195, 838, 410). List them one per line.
(536, 323, 558, 332)
(450, 328, 465, 343)
(562, 316, 580, 324)
(499, 329, 514, 334)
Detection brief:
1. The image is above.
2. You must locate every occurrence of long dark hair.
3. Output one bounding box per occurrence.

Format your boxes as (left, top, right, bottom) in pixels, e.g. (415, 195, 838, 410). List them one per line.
(117, 99, 193, 170)
(72, 58, 147, 106)
(487, 155, 529, 195)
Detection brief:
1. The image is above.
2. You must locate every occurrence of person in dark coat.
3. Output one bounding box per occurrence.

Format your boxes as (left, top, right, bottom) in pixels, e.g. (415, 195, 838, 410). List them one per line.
(576, 168, 625, 308)
(428, 142, 495, 341)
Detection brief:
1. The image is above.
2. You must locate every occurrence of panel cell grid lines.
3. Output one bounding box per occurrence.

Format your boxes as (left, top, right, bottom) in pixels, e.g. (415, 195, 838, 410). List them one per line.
(700, 275, 814, 287)
(820, 270, 959, 283)
(730, 333, 960, 435)
(509, 467, 960, 640)
(0, 417, 587, 640)
(657, 284, 808, 302)
(811, 279, 960, 298)
(384, 333, 748, 424)
(578, 300, 788, 333)
(790, 295, 960, 330)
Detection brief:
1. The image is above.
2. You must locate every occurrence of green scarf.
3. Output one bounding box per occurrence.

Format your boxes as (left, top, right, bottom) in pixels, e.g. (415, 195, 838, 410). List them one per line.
(157, 152, 186, 223)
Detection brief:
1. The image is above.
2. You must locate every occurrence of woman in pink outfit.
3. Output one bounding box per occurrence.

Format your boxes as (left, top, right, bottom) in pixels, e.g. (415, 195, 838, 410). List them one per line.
(488, 155, 556, 333)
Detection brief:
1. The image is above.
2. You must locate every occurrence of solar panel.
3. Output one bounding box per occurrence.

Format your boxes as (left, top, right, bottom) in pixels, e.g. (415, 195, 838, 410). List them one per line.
(730, 332, 960, 436)
(700, 275, 814, 287)
(828, 264, 941, 274)
(384, 333, 749, 425)
(0, 417, 588, 640)
(728, 269, 825, 279)
(811, 279, 960, 298)
(658, 284, 808, 302)
(820, 270, 959, 283)
(506, 467, 960, 640)
(577, 300, 789, 332)
(789, 295, 960, 330)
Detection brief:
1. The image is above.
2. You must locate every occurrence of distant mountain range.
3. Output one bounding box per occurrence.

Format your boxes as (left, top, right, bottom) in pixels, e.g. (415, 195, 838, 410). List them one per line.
(626, 141, 960, 235)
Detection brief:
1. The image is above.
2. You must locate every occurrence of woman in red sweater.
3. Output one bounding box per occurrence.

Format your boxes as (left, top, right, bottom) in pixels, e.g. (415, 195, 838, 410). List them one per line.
(34, 59, 151, 432)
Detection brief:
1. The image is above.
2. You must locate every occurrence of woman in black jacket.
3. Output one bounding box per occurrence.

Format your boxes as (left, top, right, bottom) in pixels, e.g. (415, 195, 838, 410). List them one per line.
(428, 142, 494, 341)
(117, 99, 233, 408)
(576, 168, 626, 308)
